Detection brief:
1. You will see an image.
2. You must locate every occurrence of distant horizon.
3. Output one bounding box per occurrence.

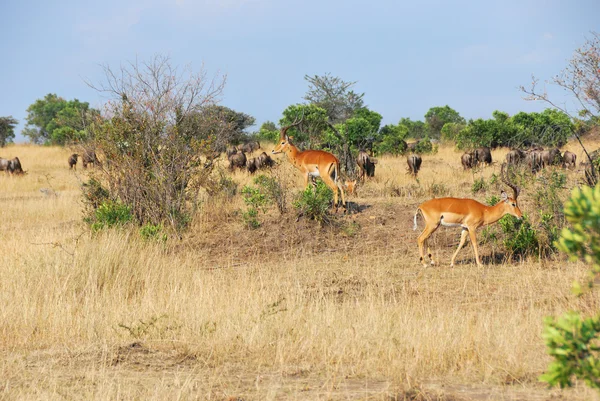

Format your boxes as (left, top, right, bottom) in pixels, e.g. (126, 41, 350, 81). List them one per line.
(2, 0, 598, 143)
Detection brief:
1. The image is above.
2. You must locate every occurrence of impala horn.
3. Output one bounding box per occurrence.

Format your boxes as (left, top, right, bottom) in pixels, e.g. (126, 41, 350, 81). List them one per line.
(500, 163, 521, 200)
(280, 111, 305, 139)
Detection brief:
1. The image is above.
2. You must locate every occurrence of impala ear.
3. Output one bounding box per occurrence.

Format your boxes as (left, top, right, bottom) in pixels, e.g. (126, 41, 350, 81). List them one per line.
(500, 190, 508, 201)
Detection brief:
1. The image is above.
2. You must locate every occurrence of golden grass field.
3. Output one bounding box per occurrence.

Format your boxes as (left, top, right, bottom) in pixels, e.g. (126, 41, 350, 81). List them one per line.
(1, 140, 600, 400)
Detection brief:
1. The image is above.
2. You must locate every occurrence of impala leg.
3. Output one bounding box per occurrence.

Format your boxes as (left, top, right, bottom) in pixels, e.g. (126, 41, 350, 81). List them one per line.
(450, 229, 469, 267)
(467, 228, 482, 266)
(322, 174, 341, 212)
(417, 223, 438, 267)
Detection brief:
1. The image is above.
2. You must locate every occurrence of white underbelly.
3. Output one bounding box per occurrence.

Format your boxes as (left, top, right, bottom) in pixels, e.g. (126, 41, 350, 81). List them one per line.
(308, 170, 320, 177)
(440, 221, 464, 228)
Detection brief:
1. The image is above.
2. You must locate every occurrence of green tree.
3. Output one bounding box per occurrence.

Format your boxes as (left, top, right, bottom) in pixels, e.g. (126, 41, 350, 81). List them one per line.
(255, 121, 279, 143)
(541, 184, 600, 390)
(0, 116, 18, 146)
(399, 117, 429, 139)
(23, 94, 98, 145)
(424, 105, 465, 139)
(279, 104, 329, 146)
(303, 73, 364, 123)
(440, 122, 465, 142)
(375, 124, 409, 155)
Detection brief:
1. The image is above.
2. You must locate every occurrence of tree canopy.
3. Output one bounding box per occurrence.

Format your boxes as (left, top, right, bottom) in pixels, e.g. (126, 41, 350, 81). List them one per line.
(0, 116, 18, 147)
(23, 94, 98, 145)
(424, 105, 465, 139)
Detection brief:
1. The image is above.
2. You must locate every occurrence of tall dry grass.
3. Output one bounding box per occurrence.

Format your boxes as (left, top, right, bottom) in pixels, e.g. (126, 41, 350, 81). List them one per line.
(1, 142, 600, 400)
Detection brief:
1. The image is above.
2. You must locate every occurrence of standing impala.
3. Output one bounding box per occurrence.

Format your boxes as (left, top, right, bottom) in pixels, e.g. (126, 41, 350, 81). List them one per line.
(413, 164, 522, 267)
(272, 116, 346, 212)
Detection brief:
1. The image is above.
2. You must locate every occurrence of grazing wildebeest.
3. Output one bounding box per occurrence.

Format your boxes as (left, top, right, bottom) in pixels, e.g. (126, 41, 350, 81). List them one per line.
(8, 157, 24, 174)
(540, 148, 562, 167)
(257, 151, 274, 168)
(82, 150, 100, 168)
(68, 153, 79, 170)
(246, 157, 258, 174)
(461, 152, 474, 170)
(357, 150, 376, 180)
(505, 149, 525, 166)
(407, 154, 422, 177)
(240, 141, 260, 154)
(228, 151, 247, 171)
(562, 151, 577, 169)
(413, 163, 522, 267)
(473, 147, 492, 166)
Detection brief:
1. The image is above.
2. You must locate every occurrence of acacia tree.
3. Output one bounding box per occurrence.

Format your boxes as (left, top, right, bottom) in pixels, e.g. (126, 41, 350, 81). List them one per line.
(424, 105, 465, 139)
(303, 73, 364, 124)
(85, 55, 227, 234)
(0, 116, 18, 146)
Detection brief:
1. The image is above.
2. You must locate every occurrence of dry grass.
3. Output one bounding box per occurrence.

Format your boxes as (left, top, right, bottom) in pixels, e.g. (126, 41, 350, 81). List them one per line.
(1, 141, 600, 400)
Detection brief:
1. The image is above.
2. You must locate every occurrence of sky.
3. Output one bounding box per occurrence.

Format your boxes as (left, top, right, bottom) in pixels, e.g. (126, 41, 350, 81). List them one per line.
(1, 0, 599, 142)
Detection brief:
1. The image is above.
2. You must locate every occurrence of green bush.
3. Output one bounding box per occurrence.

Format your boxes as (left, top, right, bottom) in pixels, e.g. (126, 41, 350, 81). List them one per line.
(540, 184, 600, 390)
(140, 223, 167, 242)
(499, 214, 538, 258)
(90, 200, 133, 231)
(471, 177, 488, 194)
(241, 184, 269, 229)
(293, 181, 333, 224)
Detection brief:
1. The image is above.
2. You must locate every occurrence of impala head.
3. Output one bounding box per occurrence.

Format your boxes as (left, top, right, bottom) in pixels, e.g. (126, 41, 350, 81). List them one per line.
(272, 113, 304, 155)
(500, 163, 523, 219)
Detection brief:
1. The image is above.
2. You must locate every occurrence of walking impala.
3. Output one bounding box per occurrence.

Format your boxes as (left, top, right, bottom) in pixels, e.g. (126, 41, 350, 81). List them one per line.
(272, 116, 346, 211)
(413, 164, 522, 267)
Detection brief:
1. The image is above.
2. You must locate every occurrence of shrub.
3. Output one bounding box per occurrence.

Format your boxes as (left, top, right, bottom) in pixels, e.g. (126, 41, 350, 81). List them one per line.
(293, 181, 333, 224)
(541, 184, 600, 390)
(471, 177, 488, 194)
(139, 223, 167, 242)
(499, 214, 538, 258)
(241, 185, 269, 229)
(90, 200, 133, 232)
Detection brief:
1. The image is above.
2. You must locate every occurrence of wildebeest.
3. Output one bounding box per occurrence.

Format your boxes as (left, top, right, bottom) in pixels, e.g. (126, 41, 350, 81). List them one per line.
(407, 154, 422, 177)
(473, 147, 492, 166)
(461, 152, 474, 170)
(525, 149, 543, 173)
(540, 148, 562, 167)
(82, 150, 100, 168)
(247, 151, 275, 174)
(562, 151, 576, 169)
(357, 150, 376, 180)
(68, 153, 79, 170)
(240, 141, 261, 154)
(505, 149, 525, 166)
(7, 157, 24, 174)
(228, 150, 247, 171)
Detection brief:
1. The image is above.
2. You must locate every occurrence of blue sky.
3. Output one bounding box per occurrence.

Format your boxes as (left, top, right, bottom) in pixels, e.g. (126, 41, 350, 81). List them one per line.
(1, 0, 598, 142)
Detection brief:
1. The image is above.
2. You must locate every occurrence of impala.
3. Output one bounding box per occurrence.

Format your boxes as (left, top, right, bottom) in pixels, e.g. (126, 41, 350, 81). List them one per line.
(413, 164, 522, 267)
(272, 116, 346, 212)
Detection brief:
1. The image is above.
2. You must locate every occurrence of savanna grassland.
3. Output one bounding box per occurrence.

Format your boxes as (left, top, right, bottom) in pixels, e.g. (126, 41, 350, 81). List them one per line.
(1, 141, 600, 401)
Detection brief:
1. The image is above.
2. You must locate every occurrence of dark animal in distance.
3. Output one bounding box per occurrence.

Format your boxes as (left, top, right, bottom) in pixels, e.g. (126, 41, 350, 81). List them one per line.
(68, 154, 78, 170)
(356, 150, 376, 180)
(525, 149, 544, 173)
(540, 148, 562, 167)
(407, 154, 422, 177)
(473, 147, 492, 166)
(505, 149, 525, 166)
(461, 152, 474, 170)
(562, 151, 576, 169)
(82, 150, 100, 168)
(240, 141, 260, 154)
(0, 158, 9, 172)
(226, 146, 238, 159)
(8, 157, 24, 174)
(228, 150, 247, 171)
(246, 151, 275, 174)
